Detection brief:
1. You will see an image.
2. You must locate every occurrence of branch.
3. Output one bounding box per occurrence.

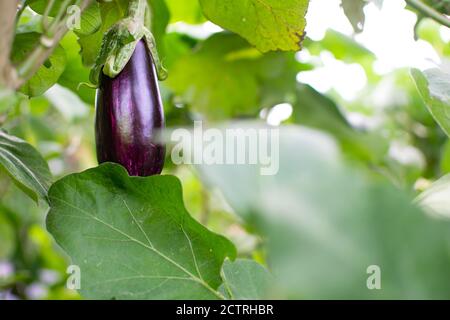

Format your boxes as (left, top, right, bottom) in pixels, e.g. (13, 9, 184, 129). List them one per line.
(0, 0, 19, 88)
(15, 0, 94, 89)
(405, 0, 450, 28)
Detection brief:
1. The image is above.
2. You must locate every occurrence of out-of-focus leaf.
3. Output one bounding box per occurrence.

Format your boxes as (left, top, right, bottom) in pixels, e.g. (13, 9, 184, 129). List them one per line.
(0, 130, 52, 202)
(411, 68, 450, 138)
(46, 163, 236, 299)
(44, 85, 89, 122)
(293, 84, 388, 163)
(78, 0, 169, 68)
(0, 213, 15, 259)
(162, 32, 196, 70)
(12, 32, 67, 97)
(341, 0, 366, 33)
(166, 0, 205, 24)
(416, 19, 450, 57)
(73, 2, 102, 36)
(0, 88, 19, 114)
(197, 123, 450, 299)
(416, 174, 450, 218)
(307, 30, 375, 63)
(199, 0, 309, 52)
(28, 0, 67, 16)
(219, 259, 272, 299)
(147, 0, 170, 56)
(77, 0, 127, 67)
(58, 32, 95, 104)
(167, 32, 307, 119)
(16, 7, 43, 34)
(167, 33, 259, 119)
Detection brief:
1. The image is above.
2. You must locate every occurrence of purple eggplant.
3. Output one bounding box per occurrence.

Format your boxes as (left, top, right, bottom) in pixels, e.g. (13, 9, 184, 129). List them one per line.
(95, 40, 165, 176)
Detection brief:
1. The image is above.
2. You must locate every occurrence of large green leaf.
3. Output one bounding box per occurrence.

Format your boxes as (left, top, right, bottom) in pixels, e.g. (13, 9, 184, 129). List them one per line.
(199, 0, 309, 52)
(12, 32, 67, 97)
(219, 259, 273, 299)
(0, 131, 52, 203)
(411, 67, 450, 138)
(197, 123, 450, 299)
(46, 163, 237, 299)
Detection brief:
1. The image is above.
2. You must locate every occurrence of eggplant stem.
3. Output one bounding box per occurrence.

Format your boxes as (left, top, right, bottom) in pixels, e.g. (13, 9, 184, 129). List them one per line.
(127, 0, 147, 25)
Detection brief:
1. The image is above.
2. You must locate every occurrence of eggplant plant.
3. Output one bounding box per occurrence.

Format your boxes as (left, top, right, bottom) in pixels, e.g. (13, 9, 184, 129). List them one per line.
(2, 0, 450, 302)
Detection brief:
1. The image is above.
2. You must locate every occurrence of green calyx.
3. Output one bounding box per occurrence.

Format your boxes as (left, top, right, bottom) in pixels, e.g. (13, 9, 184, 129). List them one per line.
(90, 0, 167, 86)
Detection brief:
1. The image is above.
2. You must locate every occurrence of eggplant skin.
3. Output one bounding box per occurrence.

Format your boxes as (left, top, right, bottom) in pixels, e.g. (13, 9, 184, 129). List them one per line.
(95, 40, 165, 176)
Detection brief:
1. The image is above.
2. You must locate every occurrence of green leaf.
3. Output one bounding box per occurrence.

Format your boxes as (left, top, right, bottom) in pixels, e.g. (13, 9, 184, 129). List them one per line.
(167, 32, 306, 119)
(199, 0, 310, 52)
(12, 32, 67, 97)
(46, 163, 237, 299)
(197, 123, 450, 299)
(0, 87, 19, 114)
(147, 0, 170, 56)
(44, 84, 89, 122)
(167, 33, 258, 119)
(27, 0, 68, 16)
(58, 32, 96, 104)
(74, 2, 102, 36)
(307, 29, 375, 63)
(0, 213, 15, 260)
(166, 0, 205, 24)
(77, 0, 128, 67)
(78, 0, 169, 68)
(411, 68, 450, 138)
(219, 259, 273, 299)
(0, 131, 52, 203)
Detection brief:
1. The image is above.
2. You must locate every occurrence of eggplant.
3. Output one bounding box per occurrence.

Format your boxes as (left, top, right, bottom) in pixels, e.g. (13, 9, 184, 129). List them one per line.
(95, 40, 165, 176)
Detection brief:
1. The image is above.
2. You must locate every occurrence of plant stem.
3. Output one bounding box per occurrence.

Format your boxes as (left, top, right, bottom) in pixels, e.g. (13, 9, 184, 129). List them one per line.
(128, 0, 147, 23)
(0, 0, 19, 88)
(42, 0, 56, 31)
(405, 0, 450, 28)
(15, 0, 93, 89)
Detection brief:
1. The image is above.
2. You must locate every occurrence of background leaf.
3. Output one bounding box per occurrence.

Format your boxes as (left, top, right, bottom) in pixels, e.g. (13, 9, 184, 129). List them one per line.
(12, 33, 67, 97)
(341, 0, 367, 33)
(411, 67, 450, 138)
(199, 0, 310, 52)
(0, 130, 52, 202)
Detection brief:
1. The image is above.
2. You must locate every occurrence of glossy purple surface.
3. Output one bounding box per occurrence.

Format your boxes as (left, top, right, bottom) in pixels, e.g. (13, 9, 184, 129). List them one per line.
(95, 40, 165, 176)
